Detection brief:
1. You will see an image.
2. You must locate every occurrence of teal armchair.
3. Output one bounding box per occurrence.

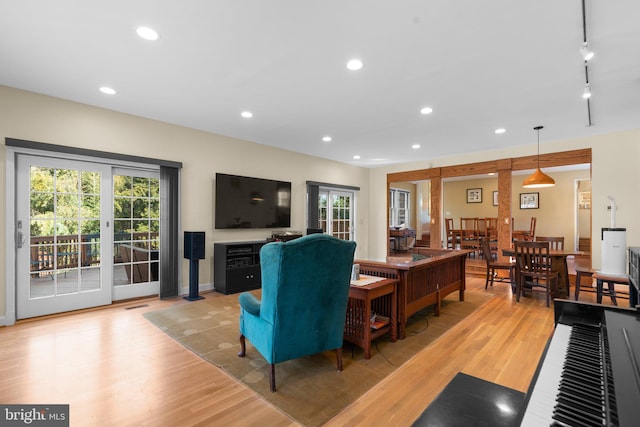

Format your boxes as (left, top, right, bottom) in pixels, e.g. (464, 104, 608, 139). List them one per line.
(238, 234, 356, 392)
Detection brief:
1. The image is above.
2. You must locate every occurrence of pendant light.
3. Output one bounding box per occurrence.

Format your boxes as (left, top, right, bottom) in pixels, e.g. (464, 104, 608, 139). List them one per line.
(523, 126, 555, 188)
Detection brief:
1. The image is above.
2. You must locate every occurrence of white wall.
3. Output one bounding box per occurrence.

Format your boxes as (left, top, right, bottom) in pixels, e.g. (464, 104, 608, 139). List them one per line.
(0, 86, 370, 319)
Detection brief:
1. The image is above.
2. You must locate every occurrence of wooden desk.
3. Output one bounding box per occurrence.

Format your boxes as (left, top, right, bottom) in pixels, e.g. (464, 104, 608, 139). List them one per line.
(502, 247, 585, 298)
(356, 249, 469, 339)
(390, 228, 416, 252)
(344, 276, 397, 359)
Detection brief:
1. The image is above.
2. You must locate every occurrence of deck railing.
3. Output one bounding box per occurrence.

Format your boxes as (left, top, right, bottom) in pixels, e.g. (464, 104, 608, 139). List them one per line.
(30, 232, 159, 273)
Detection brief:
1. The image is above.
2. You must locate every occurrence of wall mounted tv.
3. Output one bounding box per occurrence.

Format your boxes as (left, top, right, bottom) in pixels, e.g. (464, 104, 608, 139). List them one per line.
(215, 173, 292, 229)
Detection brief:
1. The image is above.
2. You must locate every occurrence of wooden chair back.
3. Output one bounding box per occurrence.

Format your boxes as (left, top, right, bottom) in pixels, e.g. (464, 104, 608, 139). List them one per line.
(445, 218, 454, 233)
(476, 218, 488, 238)
(514, 240, 551, 275)
(535, 236, 564, 250)
(514, 239, 557, 306)
(460, 217, 477, 238)
(480, 237, 493, 264)
(526, 217, 537, 240)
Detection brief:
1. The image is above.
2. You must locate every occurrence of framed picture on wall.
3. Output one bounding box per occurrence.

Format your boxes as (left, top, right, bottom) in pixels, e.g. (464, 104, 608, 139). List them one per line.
(493, 191, 498, 206)
(466, 188, 482, 203)
(520, 192, 539, 209)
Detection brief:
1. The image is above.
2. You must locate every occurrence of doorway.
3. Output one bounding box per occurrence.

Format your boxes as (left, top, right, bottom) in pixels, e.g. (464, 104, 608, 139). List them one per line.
(16, 155, 112, 319)
(15, 156, 162, 319)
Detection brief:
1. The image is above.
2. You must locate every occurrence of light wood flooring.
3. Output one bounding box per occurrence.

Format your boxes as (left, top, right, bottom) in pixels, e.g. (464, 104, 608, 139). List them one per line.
(0, 271, 612, 426)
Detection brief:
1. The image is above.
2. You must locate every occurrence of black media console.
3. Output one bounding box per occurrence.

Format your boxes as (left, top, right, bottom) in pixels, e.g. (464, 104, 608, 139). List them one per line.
(213, 240, 266, 294)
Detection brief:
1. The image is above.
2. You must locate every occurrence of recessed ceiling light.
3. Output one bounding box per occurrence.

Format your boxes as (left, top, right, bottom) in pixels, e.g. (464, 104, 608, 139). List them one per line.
(322, 136, 332, 142)
(241, 111, 253, 118)
(353, 155, 361, 160)
(346, 59, 363, 71)
(136, 27, 159, 41)
(494, 128, 506, 134)
(412, 144, 421, 149)
(99, 86, 116, 95)
(420, 107, 433, 115)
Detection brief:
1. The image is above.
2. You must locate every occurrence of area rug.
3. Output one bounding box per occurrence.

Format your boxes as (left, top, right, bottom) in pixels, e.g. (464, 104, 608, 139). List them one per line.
(144, 290, 492, 427)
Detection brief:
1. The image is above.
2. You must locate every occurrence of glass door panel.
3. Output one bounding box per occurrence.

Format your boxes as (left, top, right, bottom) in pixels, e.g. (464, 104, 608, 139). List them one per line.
(112, 170, 160, 300)
(16, 156, 111, 319)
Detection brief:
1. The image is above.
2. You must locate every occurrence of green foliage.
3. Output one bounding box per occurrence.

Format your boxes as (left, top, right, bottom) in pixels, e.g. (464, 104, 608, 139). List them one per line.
(28, 169, 160, 237)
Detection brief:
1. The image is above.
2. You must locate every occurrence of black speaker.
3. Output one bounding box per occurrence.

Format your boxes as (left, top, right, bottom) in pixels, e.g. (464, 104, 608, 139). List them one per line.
(184, 231, 205, 260)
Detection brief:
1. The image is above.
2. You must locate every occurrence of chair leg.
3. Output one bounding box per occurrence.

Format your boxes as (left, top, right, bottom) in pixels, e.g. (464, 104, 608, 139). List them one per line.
(545, 280, 550, 307)
(509, 267, 515, 293)
(336, 348, 343, 371)
(606, 282, 618, 306)
(269, 363, 276, 392)
(485, 268, 491, 289)
(238, 334, 246, 357)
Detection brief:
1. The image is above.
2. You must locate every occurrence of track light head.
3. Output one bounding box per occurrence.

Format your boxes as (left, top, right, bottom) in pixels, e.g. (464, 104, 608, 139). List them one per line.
(580, 43, 594, 61)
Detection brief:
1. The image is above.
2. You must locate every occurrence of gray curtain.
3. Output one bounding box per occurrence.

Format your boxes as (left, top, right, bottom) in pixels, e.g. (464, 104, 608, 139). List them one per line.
(160, 166, 180, 298)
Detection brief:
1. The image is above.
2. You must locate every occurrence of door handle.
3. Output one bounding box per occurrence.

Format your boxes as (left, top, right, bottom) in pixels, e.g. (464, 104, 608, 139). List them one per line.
(16, 230, 25, 249)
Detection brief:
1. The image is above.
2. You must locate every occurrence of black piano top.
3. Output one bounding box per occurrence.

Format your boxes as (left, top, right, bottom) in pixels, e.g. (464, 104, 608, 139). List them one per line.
(411, 372, 525, 427)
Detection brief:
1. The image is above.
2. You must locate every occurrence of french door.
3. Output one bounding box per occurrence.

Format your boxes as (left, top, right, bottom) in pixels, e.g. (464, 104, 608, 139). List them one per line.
(16, 155, 112, 319)
(111, 169, 160, 300)
(318, 190, 354, 240)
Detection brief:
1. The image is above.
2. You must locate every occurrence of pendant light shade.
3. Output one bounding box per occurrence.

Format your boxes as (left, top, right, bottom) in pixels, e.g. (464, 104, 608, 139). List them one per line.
(523, 126, 555, 188)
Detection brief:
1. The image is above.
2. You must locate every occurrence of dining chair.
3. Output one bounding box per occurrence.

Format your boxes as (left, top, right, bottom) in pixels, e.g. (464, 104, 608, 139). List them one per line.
(485, 217, 499, 255)
(476, 218, 488, 239)
(535, 236, 564, 250)
(445, 218, 456, 249)
(525, 217, 537, 241)
(514, 240, 558, 307)
(460, 217, 479, 254)
(480, 237, 515, 290)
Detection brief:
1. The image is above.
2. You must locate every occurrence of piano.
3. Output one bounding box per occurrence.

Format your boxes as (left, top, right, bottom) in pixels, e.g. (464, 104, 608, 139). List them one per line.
(518, 299, 640, 427)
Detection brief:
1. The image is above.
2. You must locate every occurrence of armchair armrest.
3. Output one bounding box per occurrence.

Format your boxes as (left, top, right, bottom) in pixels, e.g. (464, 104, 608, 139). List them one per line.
(239, 292, 261, 317)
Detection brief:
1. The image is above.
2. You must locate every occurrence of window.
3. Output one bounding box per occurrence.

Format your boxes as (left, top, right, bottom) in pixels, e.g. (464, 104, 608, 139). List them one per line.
(389, 188, 410, 227)
(306, 181, 359, 241)
(319, 190, 354, 240)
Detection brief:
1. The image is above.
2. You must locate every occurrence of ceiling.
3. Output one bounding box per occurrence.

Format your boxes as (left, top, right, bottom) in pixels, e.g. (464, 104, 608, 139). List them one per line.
(1, 1, 639, 167)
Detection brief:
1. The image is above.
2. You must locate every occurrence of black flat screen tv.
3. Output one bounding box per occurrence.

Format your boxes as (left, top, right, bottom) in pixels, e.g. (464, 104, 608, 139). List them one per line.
(215, 173, 291, 229)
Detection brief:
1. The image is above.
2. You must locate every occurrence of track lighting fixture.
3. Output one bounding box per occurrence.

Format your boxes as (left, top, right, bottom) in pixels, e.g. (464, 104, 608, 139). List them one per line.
(580, 42, 594, 61)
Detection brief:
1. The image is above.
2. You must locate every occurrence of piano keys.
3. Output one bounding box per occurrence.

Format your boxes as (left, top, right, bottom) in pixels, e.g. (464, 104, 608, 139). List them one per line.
(518, 299, 640, 427)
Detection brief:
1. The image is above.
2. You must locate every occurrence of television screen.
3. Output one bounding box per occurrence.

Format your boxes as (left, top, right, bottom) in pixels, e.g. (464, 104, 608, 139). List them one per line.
(215, 173, 291, 229)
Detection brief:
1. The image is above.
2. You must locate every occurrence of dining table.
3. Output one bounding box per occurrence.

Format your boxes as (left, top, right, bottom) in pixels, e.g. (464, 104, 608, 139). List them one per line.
(501, 247, 585, 298)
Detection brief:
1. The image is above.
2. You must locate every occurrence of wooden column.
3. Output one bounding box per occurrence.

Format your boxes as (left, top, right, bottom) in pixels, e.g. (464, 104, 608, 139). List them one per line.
(497, 159, 512, 261)
(430, 176, 442, 248)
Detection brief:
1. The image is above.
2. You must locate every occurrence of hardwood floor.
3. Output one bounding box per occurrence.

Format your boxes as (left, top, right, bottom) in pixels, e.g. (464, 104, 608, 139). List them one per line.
(0, 274, 610, 426)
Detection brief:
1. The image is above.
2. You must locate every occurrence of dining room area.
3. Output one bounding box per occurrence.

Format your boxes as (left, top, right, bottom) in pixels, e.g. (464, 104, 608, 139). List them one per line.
(386, 147, 595, 304)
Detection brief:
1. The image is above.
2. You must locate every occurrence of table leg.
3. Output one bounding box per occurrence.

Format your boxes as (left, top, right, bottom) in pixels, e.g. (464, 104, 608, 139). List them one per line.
(363, 294, 372, 359)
